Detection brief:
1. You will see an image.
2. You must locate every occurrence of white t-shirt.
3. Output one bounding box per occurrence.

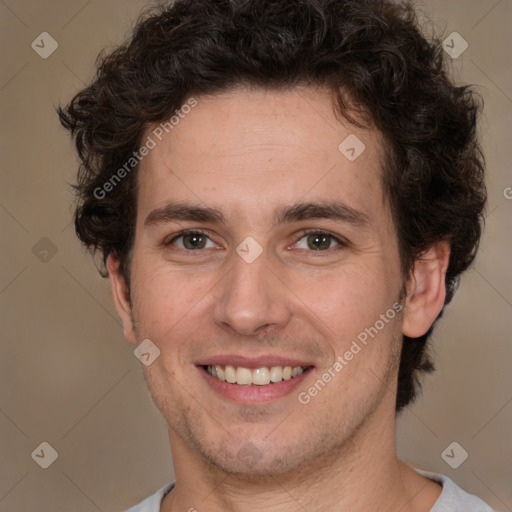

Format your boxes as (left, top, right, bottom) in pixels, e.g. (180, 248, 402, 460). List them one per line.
(124, 468, 494, 511)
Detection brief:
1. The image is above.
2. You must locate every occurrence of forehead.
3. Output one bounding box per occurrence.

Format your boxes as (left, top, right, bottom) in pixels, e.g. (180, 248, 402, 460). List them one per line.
(136, 87, 388, 226)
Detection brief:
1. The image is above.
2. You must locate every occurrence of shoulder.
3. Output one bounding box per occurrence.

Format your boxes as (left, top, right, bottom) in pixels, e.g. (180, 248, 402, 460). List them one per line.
(414, 469, 494, 512)
(123, 482, 175, 512)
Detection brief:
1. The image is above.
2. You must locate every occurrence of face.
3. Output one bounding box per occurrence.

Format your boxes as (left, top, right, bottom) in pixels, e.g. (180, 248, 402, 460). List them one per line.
(110, 87, 414, 477)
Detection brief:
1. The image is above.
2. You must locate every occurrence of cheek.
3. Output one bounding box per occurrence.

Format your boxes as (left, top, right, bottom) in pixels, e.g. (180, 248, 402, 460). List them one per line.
(130, 258, 218, 336)
(294, 261, 398, 336)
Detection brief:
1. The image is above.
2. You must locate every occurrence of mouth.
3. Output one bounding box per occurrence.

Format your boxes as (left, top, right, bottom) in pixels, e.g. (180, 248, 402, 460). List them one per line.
(197, 358, 314, 404)
(202, 364, 310, 386)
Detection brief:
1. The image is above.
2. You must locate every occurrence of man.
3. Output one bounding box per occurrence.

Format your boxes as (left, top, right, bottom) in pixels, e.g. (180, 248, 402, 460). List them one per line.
(59, 0, 492, 510)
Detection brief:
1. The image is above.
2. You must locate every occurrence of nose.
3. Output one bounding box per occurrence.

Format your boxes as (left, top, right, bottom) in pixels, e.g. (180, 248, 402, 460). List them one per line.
(212, 248, 293, 337)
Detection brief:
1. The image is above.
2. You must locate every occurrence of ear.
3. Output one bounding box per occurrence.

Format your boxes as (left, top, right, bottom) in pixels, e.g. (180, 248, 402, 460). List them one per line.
(107, 253, 137, 345)
(402, 241, 451, 338)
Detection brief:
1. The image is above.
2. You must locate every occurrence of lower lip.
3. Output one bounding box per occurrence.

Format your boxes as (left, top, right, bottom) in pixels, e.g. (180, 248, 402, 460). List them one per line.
(198, 366, 313, 404)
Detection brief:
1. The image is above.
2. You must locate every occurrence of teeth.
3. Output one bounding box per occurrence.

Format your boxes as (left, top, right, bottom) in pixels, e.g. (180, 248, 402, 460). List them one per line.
(225, 365, 237, 383)
(206, 364, 307, 386)
(216, 365, 225, 381)
(236, 367, 252, 385)
(270, 366, 283, 382)
(253, 367, 270, 385)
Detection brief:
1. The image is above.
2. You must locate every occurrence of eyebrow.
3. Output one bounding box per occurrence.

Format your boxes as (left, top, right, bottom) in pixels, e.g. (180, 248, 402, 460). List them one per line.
(144, 200, 370, 229)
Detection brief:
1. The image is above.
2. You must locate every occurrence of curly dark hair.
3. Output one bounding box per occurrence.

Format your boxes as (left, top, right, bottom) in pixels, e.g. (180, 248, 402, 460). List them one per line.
(58, 0, 486, 412)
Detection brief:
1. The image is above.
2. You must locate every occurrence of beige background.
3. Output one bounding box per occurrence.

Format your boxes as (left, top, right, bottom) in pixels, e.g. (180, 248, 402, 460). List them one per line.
(1, 1, 511, 511)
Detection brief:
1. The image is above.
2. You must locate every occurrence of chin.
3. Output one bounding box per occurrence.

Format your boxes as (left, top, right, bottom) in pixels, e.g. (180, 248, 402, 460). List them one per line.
(207, 448, 304, 477)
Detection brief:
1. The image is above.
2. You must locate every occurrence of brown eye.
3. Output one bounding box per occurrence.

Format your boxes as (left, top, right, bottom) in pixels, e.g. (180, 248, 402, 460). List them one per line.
(295, 231, 343, 251)
(166, 230, 216, 250)
(306, 233, 333, 250)
(182, 233, 207, 249)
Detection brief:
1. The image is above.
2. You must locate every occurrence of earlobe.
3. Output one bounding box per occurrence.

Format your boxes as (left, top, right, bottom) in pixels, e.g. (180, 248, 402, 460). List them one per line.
(106, 254, 137, 345)
(402, 242, 451, 338)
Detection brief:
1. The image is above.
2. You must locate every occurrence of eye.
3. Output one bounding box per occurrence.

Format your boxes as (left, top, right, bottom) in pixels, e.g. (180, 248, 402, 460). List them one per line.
(165, 230, 217, 250)
(294, 230, 346, 251)
(164, 229, 347, 254)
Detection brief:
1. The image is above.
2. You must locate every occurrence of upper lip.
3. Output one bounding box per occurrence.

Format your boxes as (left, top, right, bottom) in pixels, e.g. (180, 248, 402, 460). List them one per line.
(196, 355, 315, 369)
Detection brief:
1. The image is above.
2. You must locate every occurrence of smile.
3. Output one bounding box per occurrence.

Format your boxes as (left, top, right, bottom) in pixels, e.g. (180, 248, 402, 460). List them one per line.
(205, 364, 308, 386)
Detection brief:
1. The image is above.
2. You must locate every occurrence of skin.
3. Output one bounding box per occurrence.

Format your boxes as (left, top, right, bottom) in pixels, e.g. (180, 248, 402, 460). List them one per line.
(108, 87, 450, 511)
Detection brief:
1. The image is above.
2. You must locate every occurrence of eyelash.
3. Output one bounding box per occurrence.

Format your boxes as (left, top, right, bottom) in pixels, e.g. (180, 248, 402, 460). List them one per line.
(164, 228, 348, 254)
